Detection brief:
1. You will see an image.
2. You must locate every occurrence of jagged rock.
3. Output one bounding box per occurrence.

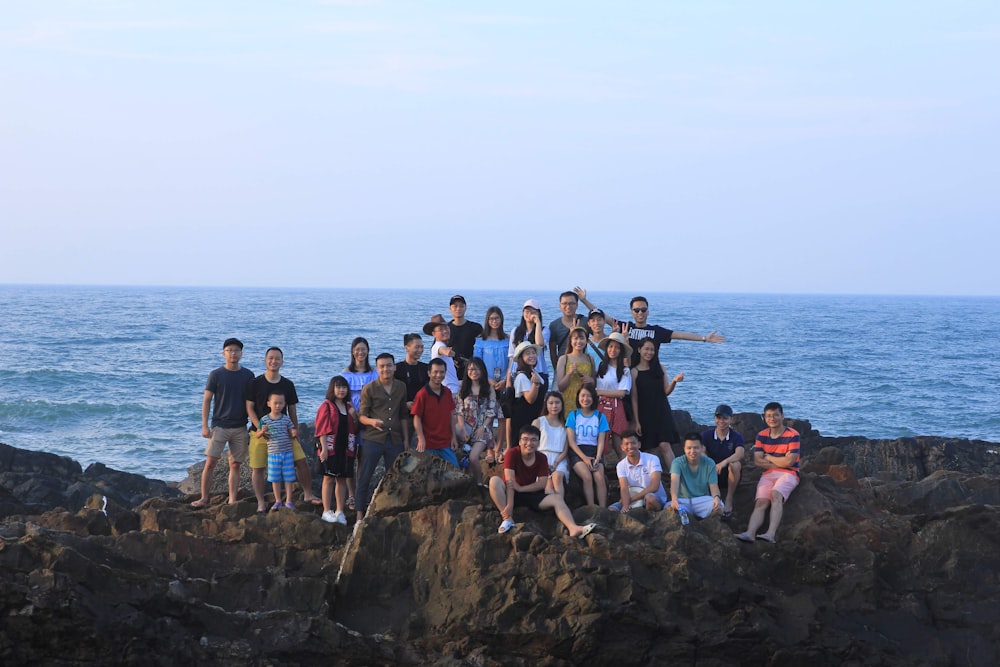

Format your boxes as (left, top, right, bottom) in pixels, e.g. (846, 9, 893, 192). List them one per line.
(0, 442, 179, 518)
(2, 414, 1000, 665)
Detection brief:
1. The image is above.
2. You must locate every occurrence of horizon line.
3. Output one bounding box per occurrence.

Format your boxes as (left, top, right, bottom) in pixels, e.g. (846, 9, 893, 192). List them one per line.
(1, 281, 997, 299)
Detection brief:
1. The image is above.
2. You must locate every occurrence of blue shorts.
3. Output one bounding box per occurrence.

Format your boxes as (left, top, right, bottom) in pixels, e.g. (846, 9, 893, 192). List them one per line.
(427, 447, 459, 467)
(267, 451, 297, 483)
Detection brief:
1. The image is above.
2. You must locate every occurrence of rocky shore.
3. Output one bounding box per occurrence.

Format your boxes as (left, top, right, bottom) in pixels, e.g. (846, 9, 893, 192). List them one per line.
(2, 412, 998, 665)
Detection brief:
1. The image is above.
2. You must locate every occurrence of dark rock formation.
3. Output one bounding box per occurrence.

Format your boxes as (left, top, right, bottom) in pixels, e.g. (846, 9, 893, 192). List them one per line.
(2, 412, 999, 665)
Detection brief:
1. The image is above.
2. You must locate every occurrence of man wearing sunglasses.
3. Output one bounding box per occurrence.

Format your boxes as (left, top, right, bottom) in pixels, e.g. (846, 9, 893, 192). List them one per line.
(622, 296, 725, 366)
(572, 290, 726, 366)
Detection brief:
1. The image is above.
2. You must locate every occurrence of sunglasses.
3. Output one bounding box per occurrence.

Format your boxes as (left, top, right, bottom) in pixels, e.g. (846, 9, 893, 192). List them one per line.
(632, 307, 648, 313)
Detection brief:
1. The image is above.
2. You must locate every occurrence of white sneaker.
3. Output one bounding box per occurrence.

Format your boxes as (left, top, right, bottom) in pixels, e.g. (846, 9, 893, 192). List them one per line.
(333, 511, 348, 525)
(498, 519, 515, 534)
(321, 510, 337, 523)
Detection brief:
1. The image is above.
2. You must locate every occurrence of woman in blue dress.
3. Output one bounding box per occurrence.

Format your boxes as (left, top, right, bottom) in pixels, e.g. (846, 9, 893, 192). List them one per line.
(474, 306, 509, 460)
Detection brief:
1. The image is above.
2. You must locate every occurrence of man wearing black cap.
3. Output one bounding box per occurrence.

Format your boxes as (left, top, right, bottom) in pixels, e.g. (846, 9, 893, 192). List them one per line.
(447, 295, 482, 381)
(700, 404, 744, 521)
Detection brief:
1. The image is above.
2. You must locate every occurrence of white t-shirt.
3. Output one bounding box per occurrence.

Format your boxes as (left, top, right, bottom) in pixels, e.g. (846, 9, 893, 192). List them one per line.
(431, 341, 459, 394)
(507, 326, 551, 376)
(616, 451, 664, 490)
(596, 365, 632, 393)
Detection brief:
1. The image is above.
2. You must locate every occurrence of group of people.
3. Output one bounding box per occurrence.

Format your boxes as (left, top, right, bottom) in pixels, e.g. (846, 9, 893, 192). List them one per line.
(198, 290, 802, 543)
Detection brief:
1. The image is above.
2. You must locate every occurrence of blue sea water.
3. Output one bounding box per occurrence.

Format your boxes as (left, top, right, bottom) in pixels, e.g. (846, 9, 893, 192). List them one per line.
(1, 285, 998, 482)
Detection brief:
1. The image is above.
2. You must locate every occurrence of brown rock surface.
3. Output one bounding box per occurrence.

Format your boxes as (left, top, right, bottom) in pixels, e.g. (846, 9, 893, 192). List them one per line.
(2, 412, 999, 665)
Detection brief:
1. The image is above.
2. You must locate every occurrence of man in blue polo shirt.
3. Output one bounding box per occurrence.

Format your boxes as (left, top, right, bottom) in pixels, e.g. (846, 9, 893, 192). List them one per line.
(701, 404, 744, 521)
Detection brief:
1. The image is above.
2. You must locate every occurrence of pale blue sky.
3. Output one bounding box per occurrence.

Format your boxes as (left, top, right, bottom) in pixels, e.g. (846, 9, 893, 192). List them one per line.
(3, 1, 998, 294)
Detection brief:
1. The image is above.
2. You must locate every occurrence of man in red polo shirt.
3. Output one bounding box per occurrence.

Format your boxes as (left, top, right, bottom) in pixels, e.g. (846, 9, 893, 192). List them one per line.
(411, 357, 460, 466)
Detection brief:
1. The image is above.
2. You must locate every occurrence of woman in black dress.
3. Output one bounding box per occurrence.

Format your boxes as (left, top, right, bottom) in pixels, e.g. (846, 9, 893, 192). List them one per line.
(630, 338, 684, 466)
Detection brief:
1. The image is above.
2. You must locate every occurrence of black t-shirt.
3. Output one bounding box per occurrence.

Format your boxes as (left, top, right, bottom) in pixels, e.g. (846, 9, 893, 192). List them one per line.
(394, 361, 429, 403)
(449, 321, 484, 359)
(246, 375, 299, 430)
(627, 324, 673, 366)
(449, 320, 484, 379)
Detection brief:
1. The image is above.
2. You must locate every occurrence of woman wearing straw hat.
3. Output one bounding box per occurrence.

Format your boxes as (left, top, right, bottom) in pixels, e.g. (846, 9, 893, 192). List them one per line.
(506, 340, 549, 455)
(596, 332, 633, 458)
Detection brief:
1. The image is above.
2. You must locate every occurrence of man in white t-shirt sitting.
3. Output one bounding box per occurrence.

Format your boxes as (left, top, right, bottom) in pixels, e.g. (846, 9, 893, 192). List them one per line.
(610, 430, 667, 512)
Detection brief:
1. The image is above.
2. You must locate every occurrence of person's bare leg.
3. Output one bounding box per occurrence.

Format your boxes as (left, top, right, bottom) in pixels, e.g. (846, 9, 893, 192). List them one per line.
(469, 442, 486, 484)
(295, 458, 318, 502)
(658, 442, 675, 467)
(322, 477, 333, 513)
(743, 498, 771, 540)
(227, 460, 241, 504)
(488, 475, 508, 513)
(594, 468, 607, 507)
(725, 462, 741, 513)
(758, 493, 784, 541)
(573, 462, 595, 506)
(336, 479, 348, 515)
(540, 495, 585, 537)
(252, 467, 268, 511)
(196, 456, 218, 506)
(551, 472, 565, 497)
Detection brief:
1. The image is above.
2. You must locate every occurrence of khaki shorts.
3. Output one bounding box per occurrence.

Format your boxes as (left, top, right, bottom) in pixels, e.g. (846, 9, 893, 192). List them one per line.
(250, 431, 306, 469)
(205, 426, 250, 463)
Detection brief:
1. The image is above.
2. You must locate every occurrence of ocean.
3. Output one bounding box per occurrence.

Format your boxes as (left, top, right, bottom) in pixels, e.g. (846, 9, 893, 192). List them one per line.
(1, 285, 998, 482)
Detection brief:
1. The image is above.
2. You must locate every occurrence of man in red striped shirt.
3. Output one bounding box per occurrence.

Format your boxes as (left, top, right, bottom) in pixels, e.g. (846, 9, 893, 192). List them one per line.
(736, 402, 800, 544)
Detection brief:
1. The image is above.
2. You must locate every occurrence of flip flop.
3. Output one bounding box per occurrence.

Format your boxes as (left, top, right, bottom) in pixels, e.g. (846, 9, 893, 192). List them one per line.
(190, 499, 209, 509)
(577, 523, 597, 539)
(735, 533, 755, 543)
(756, 534, 777, 544)
(304, 496, 322, 506)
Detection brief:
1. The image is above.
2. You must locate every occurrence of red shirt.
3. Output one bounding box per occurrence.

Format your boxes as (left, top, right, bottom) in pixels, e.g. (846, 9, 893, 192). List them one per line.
(503, 447, 549, 487)
(411, 384, 456, 449)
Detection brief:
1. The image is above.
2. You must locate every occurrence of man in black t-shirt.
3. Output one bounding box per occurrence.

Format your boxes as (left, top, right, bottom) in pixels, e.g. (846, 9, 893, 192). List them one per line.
(245, 347, 320, 512)
(575, 292, 726, 366)
(395, 332, 429, 447)
(447, 294, 483, 380)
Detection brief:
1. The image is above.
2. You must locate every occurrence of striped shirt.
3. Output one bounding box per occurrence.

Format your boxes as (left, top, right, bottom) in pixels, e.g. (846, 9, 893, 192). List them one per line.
(754, 427, 801, 478)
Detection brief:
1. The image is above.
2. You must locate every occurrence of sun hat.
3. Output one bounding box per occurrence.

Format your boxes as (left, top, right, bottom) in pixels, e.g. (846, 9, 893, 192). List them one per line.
(598, 332, 633, 359)
(512, 341, 542, 362)
(422, 314, 448, 336)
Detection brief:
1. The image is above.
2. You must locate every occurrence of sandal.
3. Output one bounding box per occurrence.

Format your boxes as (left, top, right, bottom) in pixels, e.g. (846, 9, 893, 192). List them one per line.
(346, 496, 355, 511)
(485, 449, 495, 464)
